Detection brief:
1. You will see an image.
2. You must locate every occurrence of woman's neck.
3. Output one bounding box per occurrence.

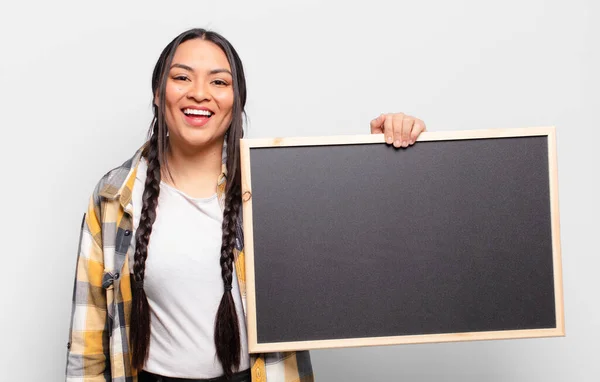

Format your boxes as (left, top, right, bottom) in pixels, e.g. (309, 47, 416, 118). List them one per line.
(162, 139, 224, 199)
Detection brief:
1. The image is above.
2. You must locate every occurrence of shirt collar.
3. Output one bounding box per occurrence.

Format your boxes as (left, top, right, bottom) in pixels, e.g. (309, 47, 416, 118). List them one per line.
(98, 138, 229, 208)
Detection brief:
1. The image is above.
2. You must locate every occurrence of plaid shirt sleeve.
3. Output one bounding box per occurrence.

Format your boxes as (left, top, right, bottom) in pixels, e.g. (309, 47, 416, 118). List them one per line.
(261, 351, 314, 382)
(65, 194, 111, 381)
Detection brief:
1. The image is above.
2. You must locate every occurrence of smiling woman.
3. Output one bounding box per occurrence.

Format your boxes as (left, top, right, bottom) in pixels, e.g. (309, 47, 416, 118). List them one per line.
(64, 27, 426, 382)
(162, 40, 235, 159)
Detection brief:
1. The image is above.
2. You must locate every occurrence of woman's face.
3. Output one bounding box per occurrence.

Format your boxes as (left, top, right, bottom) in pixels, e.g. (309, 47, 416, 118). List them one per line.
(160, 39, 234, 153)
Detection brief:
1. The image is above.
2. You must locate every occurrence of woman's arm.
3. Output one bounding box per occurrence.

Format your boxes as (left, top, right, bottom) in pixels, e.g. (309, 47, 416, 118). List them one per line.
(65, 194, 111, 382)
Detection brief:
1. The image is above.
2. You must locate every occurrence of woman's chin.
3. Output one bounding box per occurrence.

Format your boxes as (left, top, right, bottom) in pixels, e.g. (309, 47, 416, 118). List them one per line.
(174, 131, 226, 152)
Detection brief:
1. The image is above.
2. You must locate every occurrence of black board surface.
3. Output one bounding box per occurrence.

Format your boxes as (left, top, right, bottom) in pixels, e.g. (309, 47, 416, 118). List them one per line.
(245, 132, 561, 350)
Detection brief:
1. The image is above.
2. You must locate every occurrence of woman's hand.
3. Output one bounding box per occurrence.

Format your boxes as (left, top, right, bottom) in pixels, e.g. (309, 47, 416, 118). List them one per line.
(370, 113, 426, 148)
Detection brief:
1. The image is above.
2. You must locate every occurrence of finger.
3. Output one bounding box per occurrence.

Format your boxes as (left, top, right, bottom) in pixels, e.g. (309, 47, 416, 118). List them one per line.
(401, 117, 414, 147)
(383, 114, 394, 144)
(370, 114, 385, 134)
(392, 113, 404, 148)
(410, 119, 426, 144)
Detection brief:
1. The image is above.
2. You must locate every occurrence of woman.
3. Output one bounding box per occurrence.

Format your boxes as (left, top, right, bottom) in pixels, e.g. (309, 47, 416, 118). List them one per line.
(65, 28, 426, 382)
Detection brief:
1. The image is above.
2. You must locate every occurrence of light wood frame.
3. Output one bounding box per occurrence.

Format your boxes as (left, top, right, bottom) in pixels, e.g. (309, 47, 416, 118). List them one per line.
(240, 126, 564, 353)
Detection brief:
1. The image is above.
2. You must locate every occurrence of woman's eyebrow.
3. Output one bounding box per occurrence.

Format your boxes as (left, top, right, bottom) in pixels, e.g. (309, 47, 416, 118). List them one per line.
(209, 68, 232, 76)
(170, 63, 194, 72)
(170, 63, 232, 76)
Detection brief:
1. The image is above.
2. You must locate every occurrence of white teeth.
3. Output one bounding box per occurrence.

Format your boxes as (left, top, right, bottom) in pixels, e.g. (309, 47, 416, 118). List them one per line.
(183, 108, 212, 116)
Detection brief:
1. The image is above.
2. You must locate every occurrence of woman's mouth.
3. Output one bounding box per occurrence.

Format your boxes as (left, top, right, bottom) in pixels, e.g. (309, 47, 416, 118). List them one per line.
(182, 108, 213, 127)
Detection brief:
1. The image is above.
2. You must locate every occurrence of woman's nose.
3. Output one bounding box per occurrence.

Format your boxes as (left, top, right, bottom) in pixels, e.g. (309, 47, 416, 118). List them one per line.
(186, 81, 210, 102)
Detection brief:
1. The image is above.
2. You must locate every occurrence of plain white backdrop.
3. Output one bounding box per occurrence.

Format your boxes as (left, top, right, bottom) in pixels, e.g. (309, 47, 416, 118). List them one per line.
(1, 0, 598, 381)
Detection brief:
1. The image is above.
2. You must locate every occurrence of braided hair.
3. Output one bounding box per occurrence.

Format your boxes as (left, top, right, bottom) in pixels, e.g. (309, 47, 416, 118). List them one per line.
(130, 28, 247, 378)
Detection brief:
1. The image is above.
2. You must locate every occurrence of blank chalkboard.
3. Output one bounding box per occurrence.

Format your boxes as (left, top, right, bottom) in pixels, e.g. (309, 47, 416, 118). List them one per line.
(240, 127, 563, 353)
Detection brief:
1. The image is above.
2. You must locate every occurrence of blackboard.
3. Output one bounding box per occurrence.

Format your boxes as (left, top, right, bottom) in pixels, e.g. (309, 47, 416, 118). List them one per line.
(240, 127, 563, 353)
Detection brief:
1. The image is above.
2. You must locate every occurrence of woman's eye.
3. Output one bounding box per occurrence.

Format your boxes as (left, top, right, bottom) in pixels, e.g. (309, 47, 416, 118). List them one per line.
(212, 79, 229, 86)
(174, 75, 189, 81)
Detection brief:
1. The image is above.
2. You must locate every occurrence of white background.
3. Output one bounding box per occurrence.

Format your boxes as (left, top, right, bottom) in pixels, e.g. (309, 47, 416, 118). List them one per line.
(0, 0, 598, 381)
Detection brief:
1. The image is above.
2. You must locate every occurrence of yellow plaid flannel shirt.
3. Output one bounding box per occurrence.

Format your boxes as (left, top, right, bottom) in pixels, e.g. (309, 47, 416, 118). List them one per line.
(65, 145, 314, 382)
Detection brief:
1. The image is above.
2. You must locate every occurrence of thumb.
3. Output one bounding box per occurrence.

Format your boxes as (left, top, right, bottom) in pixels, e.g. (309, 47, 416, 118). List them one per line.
(370, 114, 386, 134)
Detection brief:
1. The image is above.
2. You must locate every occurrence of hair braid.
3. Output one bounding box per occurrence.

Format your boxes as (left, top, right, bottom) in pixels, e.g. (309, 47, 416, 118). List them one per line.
(214, 185, 243, 378)
(130, 123, 161, 370)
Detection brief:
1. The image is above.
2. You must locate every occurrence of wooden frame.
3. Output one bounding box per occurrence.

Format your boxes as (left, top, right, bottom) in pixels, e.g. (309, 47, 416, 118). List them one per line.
(240, 126, 564, 353)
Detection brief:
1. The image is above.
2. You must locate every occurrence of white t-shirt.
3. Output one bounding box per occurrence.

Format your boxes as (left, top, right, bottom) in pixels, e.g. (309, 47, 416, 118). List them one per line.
(130, 158, 250, 378)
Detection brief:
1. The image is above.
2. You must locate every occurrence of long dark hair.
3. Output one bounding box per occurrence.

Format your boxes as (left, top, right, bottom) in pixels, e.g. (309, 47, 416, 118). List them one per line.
(130, 28, 247, 378)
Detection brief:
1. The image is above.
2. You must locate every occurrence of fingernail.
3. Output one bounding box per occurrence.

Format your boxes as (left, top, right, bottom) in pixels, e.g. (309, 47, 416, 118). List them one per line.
(387, 136, 393, 144)
(402, 141, 408, 147)
(394, 140, 401, 147)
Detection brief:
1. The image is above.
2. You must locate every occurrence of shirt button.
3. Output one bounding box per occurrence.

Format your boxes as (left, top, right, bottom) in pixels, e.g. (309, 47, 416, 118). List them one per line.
(124, 230, 131, 236)
(67, 342, 71, 350)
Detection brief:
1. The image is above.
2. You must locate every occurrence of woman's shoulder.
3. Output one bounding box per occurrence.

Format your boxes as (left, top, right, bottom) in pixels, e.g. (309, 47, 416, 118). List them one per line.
(90, 146, 145, 203)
